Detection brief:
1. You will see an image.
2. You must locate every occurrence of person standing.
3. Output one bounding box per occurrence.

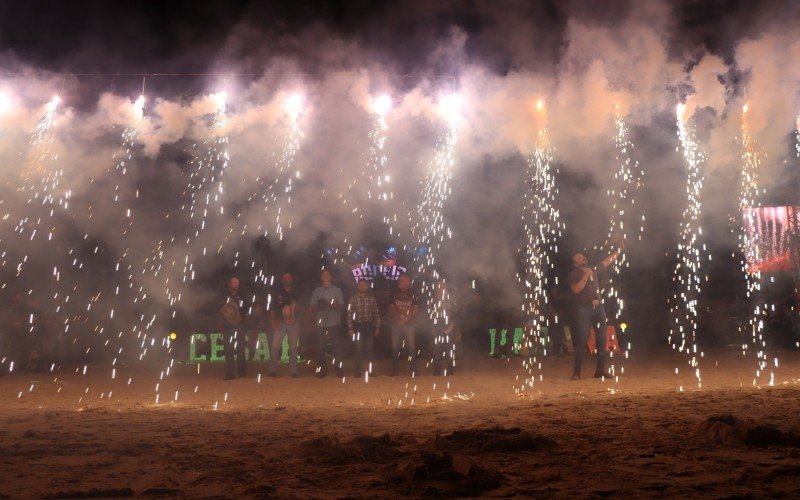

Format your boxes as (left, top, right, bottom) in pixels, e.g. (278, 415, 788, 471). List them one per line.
(269, 272, 297, 332)
(269, 305, 299, 378)
(220, 276, 247, 380)
(389, 274, 419, 376)
(310, 270, 344, 377)
(347, 278, 381, 378)
(567, 250, 620, 380)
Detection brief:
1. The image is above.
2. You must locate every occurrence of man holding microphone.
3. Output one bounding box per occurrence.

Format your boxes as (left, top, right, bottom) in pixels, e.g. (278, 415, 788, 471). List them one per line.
(567, 247, 620, 380)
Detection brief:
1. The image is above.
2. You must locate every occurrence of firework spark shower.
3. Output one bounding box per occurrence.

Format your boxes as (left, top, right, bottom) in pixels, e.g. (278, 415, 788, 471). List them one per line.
(1, 1, 800, 497)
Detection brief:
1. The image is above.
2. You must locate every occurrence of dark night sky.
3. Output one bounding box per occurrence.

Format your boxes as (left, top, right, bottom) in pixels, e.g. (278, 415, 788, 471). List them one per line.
(0, 0, 793, 74)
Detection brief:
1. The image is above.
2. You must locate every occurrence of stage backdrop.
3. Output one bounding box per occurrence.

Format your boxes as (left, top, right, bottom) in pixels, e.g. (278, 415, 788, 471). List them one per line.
(742, 206, 795, 273)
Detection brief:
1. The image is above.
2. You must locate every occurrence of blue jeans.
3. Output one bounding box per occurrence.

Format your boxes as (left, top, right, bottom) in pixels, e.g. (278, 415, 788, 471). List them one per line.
(573, 304, 607, 375)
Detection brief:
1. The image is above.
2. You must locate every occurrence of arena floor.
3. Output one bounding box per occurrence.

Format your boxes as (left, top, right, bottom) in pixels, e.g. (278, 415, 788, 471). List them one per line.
(1, 348, 800, 498)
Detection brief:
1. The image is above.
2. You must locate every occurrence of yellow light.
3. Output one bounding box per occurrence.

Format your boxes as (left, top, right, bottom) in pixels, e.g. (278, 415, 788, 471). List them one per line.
(169, 332, 177, 340)
(676, 102, 686, 123)
(285, 93, 303, 119)
(620, 322, 627, 332)
(47, 95, 60, 112)
(372, 94, 391, 116)
(134, 95, 145, 115)
(439, 94, 462, 125)
(212, 91, 227, 110)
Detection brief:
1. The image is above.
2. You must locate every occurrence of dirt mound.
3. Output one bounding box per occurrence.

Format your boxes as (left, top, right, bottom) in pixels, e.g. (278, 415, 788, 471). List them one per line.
(392, 451, 502, 496)
(435, 426, 556, 454)
(694, 415, 800, 448)
(301, 433, 402, 464)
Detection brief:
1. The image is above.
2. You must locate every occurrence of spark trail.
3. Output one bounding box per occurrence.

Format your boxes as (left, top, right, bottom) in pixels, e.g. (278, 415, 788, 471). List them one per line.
(598, 107, 645, 382)
(669, 103, 708, 390)
(328, 94, 397, 275)
(98, 95, 156, 366)
(517, 99, 563, 394)
(3, 96, 97, 377)
(367, 94, 396, 237)
(410, 95, 459, 393)
(796, 113, 799, 158)
(738, 104, 775, 387)
(273, 94, 303, 242)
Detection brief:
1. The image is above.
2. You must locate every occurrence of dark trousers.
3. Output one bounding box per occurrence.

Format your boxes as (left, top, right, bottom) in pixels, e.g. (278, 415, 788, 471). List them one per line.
(316, 325, 343, 376)
(223, 327, 246, 378)
(391, 323, 417, 373)
(550, 322, 568, 356)
(351, 322, 375, 376)
(432, 327, 456, 375)
(573, 305, 607, 375)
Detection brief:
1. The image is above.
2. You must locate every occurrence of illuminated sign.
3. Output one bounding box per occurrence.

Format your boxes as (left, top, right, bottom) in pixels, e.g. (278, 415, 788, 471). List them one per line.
(342, 245, 409, 284)
(189, 333, 297, 363)
(351, 263, 407, 283)
(742, 206, 795, 273)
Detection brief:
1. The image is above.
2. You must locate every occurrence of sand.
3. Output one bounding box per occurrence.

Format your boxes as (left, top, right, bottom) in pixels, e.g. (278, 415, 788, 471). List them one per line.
(1, 348, 800, 498)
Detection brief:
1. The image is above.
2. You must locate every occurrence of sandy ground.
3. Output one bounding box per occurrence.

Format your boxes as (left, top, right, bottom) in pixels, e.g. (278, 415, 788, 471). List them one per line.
(1, 348, 800, 498)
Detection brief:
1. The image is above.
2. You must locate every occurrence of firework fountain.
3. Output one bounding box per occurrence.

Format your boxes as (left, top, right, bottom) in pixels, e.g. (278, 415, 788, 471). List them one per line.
(669, 103, 708, 390)
(738, 104, 776, 387)
(516, 99, 563, 394)
(243, 93, 306, 387)
(408, 94, 460, 400)
(597, 106, 645, 384)
(98, 95, 153, 375)
(368, 94, 394, 233)
(135, 91, 233, 403)
(271, 94, 303, 243)
(328, 93, 394, 270)
(6, 96, 69, 376)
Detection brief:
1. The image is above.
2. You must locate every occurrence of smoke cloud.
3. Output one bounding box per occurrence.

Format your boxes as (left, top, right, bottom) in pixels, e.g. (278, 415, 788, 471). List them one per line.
(0, 0, 798, 362)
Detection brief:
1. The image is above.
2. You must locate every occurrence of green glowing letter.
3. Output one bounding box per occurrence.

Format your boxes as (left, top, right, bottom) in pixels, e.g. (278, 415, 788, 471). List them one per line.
(210, 333, 225, 362)
(189, 333, 207, 362)
(252, 332, 270, 361)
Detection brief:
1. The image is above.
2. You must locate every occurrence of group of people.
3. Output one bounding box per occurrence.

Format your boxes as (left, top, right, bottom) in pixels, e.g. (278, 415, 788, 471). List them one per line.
(0, 246, 618, 381)
(218, 270, 457, 380)
(218, 246, 621, 382)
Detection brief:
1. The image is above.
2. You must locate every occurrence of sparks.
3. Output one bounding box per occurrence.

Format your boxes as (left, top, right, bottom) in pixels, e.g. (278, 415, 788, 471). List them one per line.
(739, 104, 773, 387)
(669, 102, 707, 389)
(517, 98, 563, 394)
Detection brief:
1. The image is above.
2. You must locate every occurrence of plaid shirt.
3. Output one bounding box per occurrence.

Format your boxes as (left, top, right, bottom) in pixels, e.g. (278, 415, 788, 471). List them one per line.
(347, 292, 380, 330)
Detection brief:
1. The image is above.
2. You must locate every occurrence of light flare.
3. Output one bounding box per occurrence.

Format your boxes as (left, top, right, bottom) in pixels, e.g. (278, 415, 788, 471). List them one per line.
(372, 94, 392, 117)
(439, 94, 462, 128)
(285, 93, 303, 121)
